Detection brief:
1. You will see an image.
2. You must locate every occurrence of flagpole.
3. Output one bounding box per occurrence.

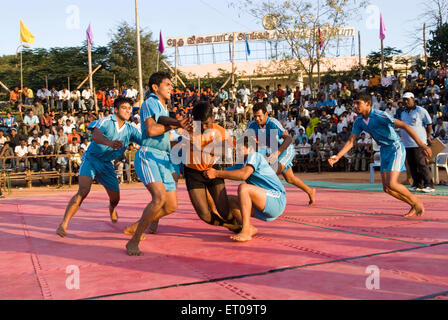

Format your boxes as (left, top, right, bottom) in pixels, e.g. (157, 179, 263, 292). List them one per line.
(381, 38, 384, 76)
(358, 31, 363, 79)
(232, 32, 236, 86)
(87, 40, 95, 112)
(135, 0, 144, 106)
(157, 51, 160, 72)
(175, 41, 178, 88)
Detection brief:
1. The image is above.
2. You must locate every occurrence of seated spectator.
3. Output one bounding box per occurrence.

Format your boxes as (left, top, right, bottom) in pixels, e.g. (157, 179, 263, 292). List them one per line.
(28, 139, 40, 171)
(425, 79, 441, 95)
(310, 137, 324, 161)
(0, 142, 16, 170)
(40, 111, 53, 132)
(0, 130, 6, 149)
(324, 94, 338, 114)
(296, 137, 311, 160)
(439, 129, 448, 144)
(23, 86, 34, 105)
(9, 87, 21, 105)
(6, 128, 20, 150)
(63, 119, 75, 135)
(434, 118, 447, 138)
(55, 127, 68, 154)
(319, 110, 331, 130)
(36, 87, 51, 106)
(15, 139, 28, 172)
(338, 126, 351, 142)
(68, 137, 80, 155)
(67, 128, 81, 145)
(1, 112, 18, 134)
(41, 128, 55, 146)
(334, 103, 346, 117)
(27, 130, 41, 146)
(56, 155, 68, 186)
(23, 110, 40, 135)
(58, 88, 72, 112)
(114, 154, 128, 184)
(354, 133, 372, 172)
(32, 100, 45, 117)
(39, 141, 55, 171)
(81, 85, 94, 111)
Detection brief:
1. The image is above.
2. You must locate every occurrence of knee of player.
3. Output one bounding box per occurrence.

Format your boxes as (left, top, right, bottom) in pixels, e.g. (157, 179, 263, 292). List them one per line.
(77, 189, 90, 200)
(151, 195, 167, 210)
(238, 183, 250, 194)
(109, 197, 120, 207)
(164, 202, 178, 215)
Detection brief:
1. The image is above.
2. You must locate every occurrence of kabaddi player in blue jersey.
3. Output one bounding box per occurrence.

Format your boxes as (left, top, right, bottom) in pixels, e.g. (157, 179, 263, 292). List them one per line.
(125, 72, 192, 256)
(329, 94, 432, 218)
(56, 97, 142, 238)
(248, 103, 316, 205)
(204, 135, 286, 242)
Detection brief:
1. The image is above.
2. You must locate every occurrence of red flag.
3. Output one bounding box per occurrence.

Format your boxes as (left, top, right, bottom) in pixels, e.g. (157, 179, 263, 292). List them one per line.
(158, 30, 165, 54)
(318, 27, 323, 49)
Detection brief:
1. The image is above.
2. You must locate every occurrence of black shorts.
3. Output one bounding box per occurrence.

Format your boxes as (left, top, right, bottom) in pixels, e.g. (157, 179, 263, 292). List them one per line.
(184, 166, 225, 190)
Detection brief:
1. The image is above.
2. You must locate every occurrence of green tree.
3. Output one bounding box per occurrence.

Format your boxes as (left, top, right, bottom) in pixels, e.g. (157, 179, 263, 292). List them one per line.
(108, 21, 164, 87)
(427, 22, 448, 65)
(366, 47, 402, 75)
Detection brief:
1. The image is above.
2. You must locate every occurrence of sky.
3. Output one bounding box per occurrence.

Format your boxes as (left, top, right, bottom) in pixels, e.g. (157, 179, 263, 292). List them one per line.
(0, 0, 430, 61)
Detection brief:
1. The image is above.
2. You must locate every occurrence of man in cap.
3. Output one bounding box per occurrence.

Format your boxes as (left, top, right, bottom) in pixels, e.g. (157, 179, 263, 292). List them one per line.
(400, 92, 435, 193)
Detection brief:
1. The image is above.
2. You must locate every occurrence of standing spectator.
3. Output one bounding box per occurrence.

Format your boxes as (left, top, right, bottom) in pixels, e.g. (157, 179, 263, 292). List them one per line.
(71, 89, 81, 111)
(0, 142, 16, 170)
(236, 101, 245, 125)
(436, 62, 447, 87)
(400, 92, 434, 193)
(218, 88, 228, 105)
(238, 84, 250, 107)
(49, 87, 59, 111)
(275, 84, 286, 104)
(23, 110, 40, 135)
(354, 133, 372, 172)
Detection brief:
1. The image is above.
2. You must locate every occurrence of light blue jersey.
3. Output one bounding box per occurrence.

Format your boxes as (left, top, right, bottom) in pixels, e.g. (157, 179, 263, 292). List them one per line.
(140, 93, 170, 153)
(86, 114, 142, 162)
(135, 93, 176, 190)
(353, 108, 406, 173)
(248, 116, 295, 172)
(81, 114, 142, 191)
(227, 152, 286, 221)
(352, 109, 400, 147)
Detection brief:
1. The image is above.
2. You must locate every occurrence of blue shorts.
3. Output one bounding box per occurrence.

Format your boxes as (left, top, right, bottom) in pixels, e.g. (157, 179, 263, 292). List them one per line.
(134, 147, 177, 191)
(258, 147, 295, 173)
(278, 147, 295, 173)
(254, 190, 287, 222)
(380, 142, 406, 173)
(79, 155, 119, 192)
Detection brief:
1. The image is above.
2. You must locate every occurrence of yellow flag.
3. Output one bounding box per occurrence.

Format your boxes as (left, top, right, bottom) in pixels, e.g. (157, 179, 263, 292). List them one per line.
(20, 19, 35, 44)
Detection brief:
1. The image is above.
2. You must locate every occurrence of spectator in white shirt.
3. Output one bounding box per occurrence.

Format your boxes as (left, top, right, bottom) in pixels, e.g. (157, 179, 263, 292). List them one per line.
(81, 86, 94, 111)
(125, 84, 138, 102)
(41, 128, 55, 146)
(71, 89, 81, 111)
(238, 84, 250, 106)
(63, 119, 75, 135)
(27, 130, 41, 146)
(301, 84, 311, 101)
(15, 139, 28, 172)
(334, 104, 346, 117)
(58, 88, 71, 112)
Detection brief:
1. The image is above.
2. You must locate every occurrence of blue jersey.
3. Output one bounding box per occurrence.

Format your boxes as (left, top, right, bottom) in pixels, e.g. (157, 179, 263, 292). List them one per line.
(227, 152, 285, 194)
(352, 109, 400, 147)
(86, 114, 142, 162)
(140, 93, 171, 153)
(248, 116, 294, 153)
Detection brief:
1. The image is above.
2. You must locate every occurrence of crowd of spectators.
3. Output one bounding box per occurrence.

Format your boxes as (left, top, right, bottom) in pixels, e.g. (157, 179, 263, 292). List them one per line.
(2, 63, 448, 188)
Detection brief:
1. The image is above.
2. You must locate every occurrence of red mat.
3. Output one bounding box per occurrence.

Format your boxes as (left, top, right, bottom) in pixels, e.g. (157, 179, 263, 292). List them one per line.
(0, 183, 447, 300)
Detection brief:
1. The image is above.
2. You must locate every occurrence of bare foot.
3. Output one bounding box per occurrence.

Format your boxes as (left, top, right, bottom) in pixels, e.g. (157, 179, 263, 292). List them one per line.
(126, 241, 142, 256)
(230, 225, 258, 242)
(404, 203, 425, 218)
(56, 225, 67, 238)
(110, 207, 118, 223)
(123, 222, 139, 236)
(147, 220, 159, 234)
(123, 223, 146, 240)
(308, 188, 316, 207)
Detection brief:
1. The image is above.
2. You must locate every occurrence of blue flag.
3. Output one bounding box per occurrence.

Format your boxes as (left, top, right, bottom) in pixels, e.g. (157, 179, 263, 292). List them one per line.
(245, 34, 251, 56)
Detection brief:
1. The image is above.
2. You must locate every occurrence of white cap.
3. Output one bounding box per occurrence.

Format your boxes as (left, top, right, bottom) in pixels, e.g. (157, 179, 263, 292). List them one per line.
(402, 92, 415, 99)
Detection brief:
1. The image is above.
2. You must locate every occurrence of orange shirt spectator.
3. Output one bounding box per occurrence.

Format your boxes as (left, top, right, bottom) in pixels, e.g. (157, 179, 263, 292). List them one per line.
(10, 89, 20, 103)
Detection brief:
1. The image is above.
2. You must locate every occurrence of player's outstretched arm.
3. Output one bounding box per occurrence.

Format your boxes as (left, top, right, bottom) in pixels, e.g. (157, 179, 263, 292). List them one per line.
(328, 134, 357, 167)
(92, 128, 124, 150)
(204, 166, 254, 181)
(394, 120, 432, 158)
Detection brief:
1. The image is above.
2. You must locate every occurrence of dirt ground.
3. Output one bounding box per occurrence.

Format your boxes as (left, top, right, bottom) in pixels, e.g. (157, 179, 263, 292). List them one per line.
(2, 170, 447, 199)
